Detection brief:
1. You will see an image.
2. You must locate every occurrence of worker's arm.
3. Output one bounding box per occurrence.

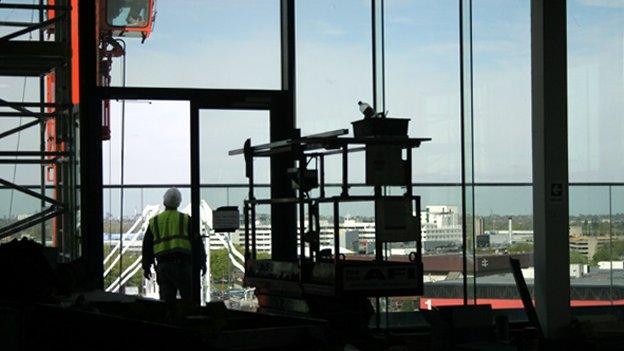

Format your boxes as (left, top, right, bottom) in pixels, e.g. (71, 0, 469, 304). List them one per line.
(142, 226, 155, 278)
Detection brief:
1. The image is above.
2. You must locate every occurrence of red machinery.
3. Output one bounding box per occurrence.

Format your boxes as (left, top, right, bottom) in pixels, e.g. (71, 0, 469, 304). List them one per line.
(44, 0, 155, 245)
(97, 0, 155, 140)
(97, 0, 156, 140)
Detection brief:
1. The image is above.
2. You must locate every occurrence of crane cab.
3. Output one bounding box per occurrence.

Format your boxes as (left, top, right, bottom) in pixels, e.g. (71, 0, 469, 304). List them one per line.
(100, 0, 155, 41)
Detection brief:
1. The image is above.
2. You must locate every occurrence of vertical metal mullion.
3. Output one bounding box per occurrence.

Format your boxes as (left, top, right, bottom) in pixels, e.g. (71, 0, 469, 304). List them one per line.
(333, 200, 339, 264)
(374, 185, 383, 262)
(244, 202, 250, 260)
(458, 0, 479, 306)
(609, 185, 613, 309)
(79, 0, 103, 288)
(319, 155, 325, 198)
(117, 96, 126, 293)
(38, 0, 46, 246)
(372, 0, 385, 112)
(250, 159, 257, 260)
(298, 151, 306, 260)
(190, 102, 201, 304)
(468, 0, 477, 304)
(341, 146, 348, 196)
(271, 0, 297, 261)
(380, 1, 385, 113)
(39, 80, 46, 246)
(372, 0, 377, 109)
(459, 0, 469, 306)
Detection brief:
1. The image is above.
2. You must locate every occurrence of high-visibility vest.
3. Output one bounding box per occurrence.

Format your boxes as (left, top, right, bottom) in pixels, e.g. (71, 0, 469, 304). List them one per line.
(149, 210, 191, 257)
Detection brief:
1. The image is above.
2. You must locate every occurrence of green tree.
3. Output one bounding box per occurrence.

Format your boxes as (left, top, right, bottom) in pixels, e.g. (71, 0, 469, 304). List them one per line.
(592, 240, 624, 265)
(570, 250, 588, 264)
(210, 249, 230, 280)
(507, 242, 533, 254)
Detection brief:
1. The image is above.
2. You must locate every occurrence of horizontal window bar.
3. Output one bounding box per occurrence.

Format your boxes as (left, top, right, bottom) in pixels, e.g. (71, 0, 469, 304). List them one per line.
(1, 182, 623, 190)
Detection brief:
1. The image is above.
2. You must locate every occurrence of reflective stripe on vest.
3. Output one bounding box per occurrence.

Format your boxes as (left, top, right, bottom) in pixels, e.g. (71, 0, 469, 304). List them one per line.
(149, 211, 191, 256)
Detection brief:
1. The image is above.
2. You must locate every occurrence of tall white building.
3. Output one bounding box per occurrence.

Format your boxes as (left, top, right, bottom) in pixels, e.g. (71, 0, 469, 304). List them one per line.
(210, 205, 464, 255)
(420, 206, 463, 253)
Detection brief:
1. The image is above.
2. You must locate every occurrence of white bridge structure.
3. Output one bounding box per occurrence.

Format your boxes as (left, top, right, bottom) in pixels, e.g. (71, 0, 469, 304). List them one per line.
(103, 200, 246, 305)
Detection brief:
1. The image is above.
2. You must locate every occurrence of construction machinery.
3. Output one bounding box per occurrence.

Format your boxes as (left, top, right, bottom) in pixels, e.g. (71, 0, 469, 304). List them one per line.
(0, 0, 155, 254)
(231, 115, 431, 336)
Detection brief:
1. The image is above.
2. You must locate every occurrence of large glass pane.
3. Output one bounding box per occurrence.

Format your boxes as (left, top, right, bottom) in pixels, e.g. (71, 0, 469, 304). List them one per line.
(461, 0, 476, 304)
(568, 0, 624, 310)
(102, 187, 192, 297)
(296, 0, 373, 135)
(413, 186, 465, 310)
(382, 1, 464, 313)
(102, 100, 191, 297)
(199, 109, 269, 309)
(467, 0, 533, 311)
(104, 100, 190, 185)
(474, 185, 532, 317)
(568, 1, 624, 182)
(569, 186, 614, 307)
(612, 185, 624, 307)
(200, 110, 269, 185)
(385, 0, 460, 183)
(472, 1, 531, 182)
(107, 1, 281, 89)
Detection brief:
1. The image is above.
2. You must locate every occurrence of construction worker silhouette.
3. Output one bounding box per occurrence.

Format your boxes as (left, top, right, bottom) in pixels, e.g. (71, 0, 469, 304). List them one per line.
(142, 188, 206, 302)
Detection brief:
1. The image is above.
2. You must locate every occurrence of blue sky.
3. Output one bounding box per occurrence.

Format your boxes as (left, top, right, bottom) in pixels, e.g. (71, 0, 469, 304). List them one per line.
(0, 0, 622, 217)
(101, 0, 623, 216)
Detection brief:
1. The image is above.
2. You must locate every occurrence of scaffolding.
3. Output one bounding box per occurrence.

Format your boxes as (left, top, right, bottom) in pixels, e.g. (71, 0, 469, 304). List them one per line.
(0, 1, 80, 260)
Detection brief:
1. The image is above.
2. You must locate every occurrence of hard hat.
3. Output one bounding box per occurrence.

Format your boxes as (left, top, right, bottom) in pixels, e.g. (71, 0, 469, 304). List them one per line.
(163, 188, 182, 208)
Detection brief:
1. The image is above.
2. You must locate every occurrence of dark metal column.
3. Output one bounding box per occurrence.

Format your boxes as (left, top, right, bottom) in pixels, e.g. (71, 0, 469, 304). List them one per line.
(270, 0, 297, 260)
(79, 0, 104, 289)
(371, 0, 385, 112)
(459, 0, 477, 305)
(190, 102, 201, 303)
(531, 0, 571, 338)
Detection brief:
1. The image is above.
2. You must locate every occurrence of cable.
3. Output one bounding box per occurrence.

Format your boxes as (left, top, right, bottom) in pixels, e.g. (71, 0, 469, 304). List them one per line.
(117, 39, 127, 292)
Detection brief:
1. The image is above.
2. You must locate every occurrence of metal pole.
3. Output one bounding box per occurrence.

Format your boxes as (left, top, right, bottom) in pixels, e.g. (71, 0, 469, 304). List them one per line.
(298, 150, 306, 260)
(38, 0, 46, 247)
(319, 155, 325, 198)
(190, 103, 201, 303)
(609, 186, 613, 310)
(467, 0, 477, 303)
(79, 0, 104, 289)
(341, 146, 348, 197)
(459, 0, 469, 306)
(117, 40, 127, 294)
(372, 0, 385, 113)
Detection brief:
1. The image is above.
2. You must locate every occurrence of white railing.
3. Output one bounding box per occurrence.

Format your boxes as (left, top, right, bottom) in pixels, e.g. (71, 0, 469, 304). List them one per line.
(104, 200, 246, 303)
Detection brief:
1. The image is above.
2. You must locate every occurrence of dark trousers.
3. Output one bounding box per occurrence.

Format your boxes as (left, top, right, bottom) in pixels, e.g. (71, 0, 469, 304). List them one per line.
(155, 260, 192, 302)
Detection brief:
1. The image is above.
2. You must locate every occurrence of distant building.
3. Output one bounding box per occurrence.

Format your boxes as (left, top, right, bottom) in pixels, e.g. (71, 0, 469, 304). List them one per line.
(597, 261, 624, 270)
(475, 217, 485, 237)
(488, 231, 534, 247)
(419, 206, 462, 253)
(569, 236, 610, 261)
(216, 205, 465, 255)
(569, 225, 583, 237)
